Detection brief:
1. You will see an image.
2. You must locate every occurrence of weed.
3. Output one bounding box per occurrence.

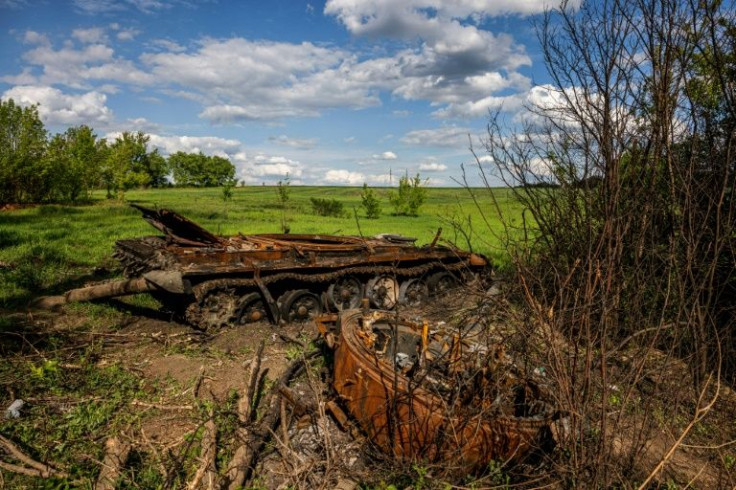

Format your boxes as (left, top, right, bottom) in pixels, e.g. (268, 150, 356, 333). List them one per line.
(285, 344, 304, 361)
(724, 453, 735, 470)
(120, 449, 167, 489)
(486, 460, 510, 487)
(411, 464, 428, 489)
(608, 393, 621, 407)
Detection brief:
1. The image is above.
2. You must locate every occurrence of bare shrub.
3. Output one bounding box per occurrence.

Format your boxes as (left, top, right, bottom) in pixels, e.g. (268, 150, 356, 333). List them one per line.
(468, 0, 736, 486)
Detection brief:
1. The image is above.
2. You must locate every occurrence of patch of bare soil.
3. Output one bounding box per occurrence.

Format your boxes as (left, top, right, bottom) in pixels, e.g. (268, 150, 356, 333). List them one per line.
(2, 286, 735, 488)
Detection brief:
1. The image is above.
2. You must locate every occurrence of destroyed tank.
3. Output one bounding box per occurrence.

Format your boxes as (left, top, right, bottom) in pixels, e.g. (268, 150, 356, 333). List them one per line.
(316, 310, 559, 471)
(46, 204, 491, 330)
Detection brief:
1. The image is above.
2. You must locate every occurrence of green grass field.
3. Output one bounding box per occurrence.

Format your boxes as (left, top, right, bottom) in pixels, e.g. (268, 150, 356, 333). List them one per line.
(0, 186, 523, 307)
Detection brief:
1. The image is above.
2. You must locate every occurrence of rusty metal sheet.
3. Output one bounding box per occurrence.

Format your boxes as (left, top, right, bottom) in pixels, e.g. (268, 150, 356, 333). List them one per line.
(317, 310, 558, 472)
(104, 205, 493, 329)
(130, 204, 224, 246)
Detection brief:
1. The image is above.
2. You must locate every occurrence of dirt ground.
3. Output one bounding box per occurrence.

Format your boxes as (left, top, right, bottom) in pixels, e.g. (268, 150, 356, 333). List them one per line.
(1, 290, 736, 489)
(2, 294, 454, 488)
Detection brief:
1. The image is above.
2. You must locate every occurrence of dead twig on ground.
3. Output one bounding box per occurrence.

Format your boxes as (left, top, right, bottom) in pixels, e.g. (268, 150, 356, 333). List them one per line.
(95, 436, 131, 490)
(225, 350, 319, 490)
(224, 340, 265, 489)
(185, 364, 219, 490)
(193, 366, 205, 399)
(140, 428, 169, 483)
(278, 333, 306, 348)
(131, 400, 194, 411)
(0, 434, 68, 479)
(187, 414, 218, 490)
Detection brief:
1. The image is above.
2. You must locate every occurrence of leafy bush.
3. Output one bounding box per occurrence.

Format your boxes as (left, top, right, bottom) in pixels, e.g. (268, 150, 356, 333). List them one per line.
(310, 197, 345, 217)
(389, 173, 427, 216)
(361, 183, 381, 219)
(221, 177, 236, 202)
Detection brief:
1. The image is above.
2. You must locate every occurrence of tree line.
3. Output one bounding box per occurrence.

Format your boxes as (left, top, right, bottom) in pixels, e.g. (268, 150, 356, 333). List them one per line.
(0, 99, 236, 205)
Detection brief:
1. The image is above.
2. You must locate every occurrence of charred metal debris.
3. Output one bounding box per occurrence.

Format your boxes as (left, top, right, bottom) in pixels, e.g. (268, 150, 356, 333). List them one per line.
(34, 205, 563, 475)
(38, 204, 491, 330)
(315, 308, 561, 473)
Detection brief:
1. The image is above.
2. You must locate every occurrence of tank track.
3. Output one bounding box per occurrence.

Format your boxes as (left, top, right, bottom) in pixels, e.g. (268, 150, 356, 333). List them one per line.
(113, 237, 168, 277)
(184, 260, 475, 330)
(192, 260, 470, 300)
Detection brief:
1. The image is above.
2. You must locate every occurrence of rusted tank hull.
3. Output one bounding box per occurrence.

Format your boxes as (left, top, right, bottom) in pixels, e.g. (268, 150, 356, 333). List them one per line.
(46, 205, 491, 330)
(323, 310, 555, 472)
(112, 206, 491, 329)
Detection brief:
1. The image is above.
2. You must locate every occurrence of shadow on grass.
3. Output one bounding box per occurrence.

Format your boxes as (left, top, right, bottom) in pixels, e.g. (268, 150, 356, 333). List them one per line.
(0, 267, 119, 310)
(0, 202, 138, 228)
(0, 229, 21, 248)
(0, 314, 87, 357)
(103, 298, 177, 323)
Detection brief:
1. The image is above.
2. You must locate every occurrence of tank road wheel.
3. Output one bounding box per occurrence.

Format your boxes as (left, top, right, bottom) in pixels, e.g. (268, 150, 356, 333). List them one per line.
(398, 278, 429, 307)
(427, 271, 460, 296)
(193, 291, 238, 330)
(279, 290, 322, 324)
(366, 275, 399, 310)
(236, 292, 268, 325)
(327, 276, 364, 311)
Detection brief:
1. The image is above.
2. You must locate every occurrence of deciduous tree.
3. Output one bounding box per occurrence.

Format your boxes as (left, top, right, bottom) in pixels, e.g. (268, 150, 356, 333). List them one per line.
(168, 151, 235, 187)
(0, 99, 47, 204)
(101, 132, 153, 199)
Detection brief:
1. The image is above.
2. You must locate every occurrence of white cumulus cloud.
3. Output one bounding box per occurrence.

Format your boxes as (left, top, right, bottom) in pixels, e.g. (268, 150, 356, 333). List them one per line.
(14, 38, 155, 87)
(22, 30, 49, 45)
(325, 169, 392, 186)
(72, 27, 108, 44)
(2, 85, 113, 125)
(401, 127, 473, 148)
(232, 153, 305, 184)
(372, 151, 397, 160)
(146, 134, 242, 156)
(419, 161, 448, 172)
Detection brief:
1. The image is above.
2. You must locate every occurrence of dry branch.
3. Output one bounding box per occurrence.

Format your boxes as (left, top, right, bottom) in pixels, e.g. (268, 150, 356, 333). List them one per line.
(0, 434, 68, 479)
(278, 333, 306, 348)
(224, 350, 318, 490)
(224, 340, 266, 489)
(0, 460, 63, 478)
(240, 340, 265, 423)
(186, 363, 219, 490)
(130, 400, 194, 411)
(187, 416, 218, 490)
(193, 366, 205, 399)
(95, 437, 131, 490)
(140, 428, 169, 483)
(279, 385, 317, 416)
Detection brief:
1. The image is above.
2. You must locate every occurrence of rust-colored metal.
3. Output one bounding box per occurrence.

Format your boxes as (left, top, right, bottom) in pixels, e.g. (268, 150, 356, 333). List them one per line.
(104, 205, 491, 329)
(316, 310, 558, 473)
(41, 205, 490, 329)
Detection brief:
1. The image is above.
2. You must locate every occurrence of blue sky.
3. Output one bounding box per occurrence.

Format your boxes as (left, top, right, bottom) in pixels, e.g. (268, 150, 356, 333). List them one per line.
(0, 0, 565, 186)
